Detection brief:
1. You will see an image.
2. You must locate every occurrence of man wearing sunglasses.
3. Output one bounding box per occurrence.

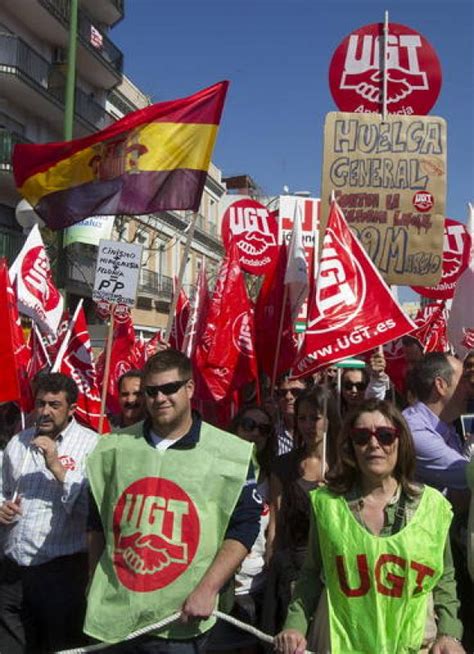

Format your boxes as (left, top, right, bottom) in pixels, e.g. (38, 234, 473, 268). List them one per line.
(274, 374, 309, 455)
(85, 349, 261, 653)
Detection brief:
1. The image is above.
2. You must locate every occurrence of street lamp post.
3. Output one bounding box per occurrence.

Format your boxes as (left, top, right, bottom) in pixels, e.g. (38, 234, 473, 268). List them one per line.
(56, 0, 78, 293)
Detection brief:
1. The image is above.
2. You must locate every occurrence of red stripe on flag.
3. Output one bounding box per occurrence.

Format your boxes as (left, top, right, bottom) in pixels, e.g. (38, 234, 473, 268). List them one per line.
(13, 81, 228, 186)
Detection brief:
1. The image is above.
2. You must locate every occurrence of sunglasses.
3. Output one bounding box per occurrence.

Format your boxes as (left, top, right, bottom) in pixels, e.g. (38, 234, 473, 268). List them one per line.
(350, 426, 399, 447)
(276, 387, 303, 399)
(343, 381, 368, 392)
(144, 379, 189, 398)
(240, 416, 272, 436)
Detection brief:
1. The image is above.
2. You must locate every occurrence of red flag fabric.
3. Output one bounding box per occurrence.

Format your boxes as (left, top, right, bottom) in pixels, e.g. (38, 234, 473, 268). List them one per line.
(145, 329, 165, 359)
(96, 310, 138, 414)
(448, 204, 474, 358)
(27, 325, 51, 379)
(293, 202, 415, 377)
(411, 218, 472, 300)
(411, 302, 449, 353)
(0, 260, 32, 409)
(59, 306, 109, 432)
(382, 340, 408, 394)
(195, 243, 257, 402)
(169, 284, 190, 351)
(45, 310, 70, 363)
(254, 246, 299, 379)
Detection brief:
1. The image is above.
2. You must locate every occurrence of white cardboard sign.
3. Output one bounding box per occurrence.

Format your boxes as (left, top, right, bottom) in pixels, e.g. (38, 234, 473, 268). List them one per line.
(93, 240, 142, 307)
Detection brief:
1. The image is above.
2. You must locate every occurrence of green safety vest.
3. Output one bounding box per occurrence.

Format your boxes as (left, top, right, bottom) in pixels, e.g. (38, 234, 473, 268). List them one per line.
(84, 420, 252, 644)
(311, 485, 452, 654)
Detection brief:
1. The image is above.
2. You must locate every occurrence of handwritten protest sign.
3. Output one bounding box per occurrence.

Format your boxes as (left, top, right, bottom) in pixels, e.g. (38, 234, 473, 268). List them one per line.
(93, 240, 142, 307)
(321, 112, 446, 286)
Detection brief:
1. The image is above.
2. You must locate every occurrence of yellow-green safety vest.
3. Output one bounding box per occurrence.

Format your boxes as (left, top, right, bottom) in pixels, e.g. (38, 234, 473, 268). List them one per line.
(311, 485, 452, 654)
(85, 420, 252, 644)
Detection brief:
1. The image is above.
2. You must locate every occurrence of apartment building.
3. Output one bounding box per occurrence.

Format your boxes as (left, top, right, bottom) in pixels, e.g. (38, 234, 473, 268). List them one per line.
(0, 0, 227, 335)
(0, 0, 122, 272)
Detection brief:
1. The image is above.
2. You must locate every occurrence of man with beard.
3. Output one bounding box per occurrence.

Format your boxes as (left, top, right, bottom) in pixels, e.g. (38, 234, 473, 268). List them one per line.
(0, 373, 98, 653)
(111, 370, 146, 428)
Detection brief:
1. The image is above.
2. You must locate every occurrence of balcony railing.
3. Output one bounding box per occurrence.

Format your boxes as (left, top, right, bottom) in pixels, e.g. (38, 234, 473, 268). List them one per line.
(0, 128, 29, 172)
(39, 0, 123, 77)
(0, 33, 111, 131)
(138, 270, 173, 300)
(0, 228, 25, 264)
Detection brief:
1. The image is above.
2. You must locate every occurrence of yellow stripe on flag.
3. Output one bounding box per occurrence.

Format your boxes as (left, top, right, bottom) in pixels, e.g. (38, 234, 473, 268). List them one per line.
(20, 122, 218, 205)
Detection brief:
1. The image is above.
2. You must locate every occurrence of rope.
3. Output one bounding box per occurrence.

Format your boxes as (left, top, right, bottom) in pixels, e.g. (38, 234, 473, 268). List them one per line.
(55, 609, 315, 654)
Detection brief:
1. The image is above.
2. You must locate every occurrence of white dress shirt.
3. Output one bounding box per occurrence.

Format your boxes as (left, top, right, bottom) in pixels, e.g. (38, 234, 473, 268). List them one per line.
(0, 418, 98, 566)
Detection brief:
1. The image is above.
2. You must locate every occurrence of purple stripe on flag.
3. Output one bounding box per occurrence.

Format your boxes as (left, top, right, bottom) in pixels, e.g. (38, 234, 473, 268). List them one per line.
(34, 169, 208, 229)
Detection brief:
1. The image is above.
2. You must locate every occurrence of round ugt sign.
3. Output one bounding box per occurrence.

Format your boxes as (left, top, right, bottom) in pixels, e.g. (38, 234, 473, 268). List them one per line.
(221, 198, 278, 275)
(329, 22, 442, 115)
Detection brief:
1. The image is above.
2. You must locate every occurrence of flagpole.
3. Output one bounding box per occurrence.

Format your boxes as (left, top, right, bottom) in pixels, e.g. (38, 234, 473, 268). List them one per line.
(56, 0, 78, 293)
(321, 370, 329, 480)
(270, 284, 289, 395)
(164, 213, 197, 344)
(98, 306, 115, 435)
(34, 323, 51, 368)
(337, 367, 342, 415)
(51, 299, 83, 372)
(382, 10, 389, 122)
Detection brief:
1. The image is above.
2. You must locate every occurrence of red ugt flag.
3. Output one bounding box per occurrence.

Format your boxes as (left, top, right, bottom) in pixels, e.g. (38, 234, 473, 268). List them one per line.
(293, 202, 415, 377)
(411, 302, 449, 353)
(59, 306, 107, 432)
(254, 245, 299, 379)
(0, 260, 32, 409)
(96, 309, 138, 414)
(27, 325, 51, 379)
(169, 284, 190, 351)
(9, 225, 64, 335)
(195, 243, 257, 401)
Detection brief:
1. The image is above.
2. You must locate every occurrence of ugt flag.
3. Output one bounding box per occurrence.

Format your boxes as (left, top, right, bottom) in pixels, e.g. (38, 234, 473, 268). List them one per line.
(293, 202, 415, 377)
(59, 306, 105, 433)
(9, 225, 63, 334)
(0, 259, 32, 410)
(448, 203, 474, 357)
(13, 81, 229, 229)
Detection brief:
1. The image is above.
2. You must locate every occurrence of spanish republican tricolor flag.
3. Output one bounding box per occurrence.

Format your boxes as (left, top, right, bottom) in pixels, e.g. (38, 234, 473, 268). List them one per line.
(13, 81, 229, 229)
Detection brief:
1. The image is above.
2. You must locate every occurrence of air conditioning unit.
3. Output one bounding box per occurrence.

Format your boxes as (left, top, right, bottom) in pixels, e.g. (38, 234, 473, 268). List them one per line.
(52, 47, 66, 65)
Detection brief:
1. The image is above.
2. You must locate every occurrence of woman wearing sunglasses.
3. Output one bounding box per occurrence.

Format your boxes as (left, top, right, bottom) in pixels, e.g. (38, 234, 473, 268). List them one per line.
(208, 405, 275, 654)
(262, 388, 340, 637)
(275, 398, 465, 654)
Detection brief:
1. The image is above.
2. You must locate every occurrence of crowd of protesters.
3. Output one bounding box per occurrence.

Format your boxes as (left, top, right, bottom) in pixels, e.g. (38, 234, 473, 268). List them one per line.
(0, 345, 473, 654)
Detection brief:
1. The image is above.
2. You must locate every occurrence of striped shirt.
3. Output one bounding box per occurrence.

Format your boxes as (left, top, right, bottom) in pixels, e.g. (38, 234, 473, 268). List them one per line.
(1, 418, 98, 566)
(276, 420, 294, 456)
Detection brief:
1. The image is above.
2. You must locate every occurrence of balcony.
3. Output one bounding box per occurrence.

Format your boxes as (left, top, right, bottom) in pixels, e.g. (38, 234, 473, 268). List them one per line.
(0, 128, 29, 173)
(138, 271, 173, 300)
(80, 0, 124, 27)
(39, 0, 123, 83)
(65, 244, 96, 296)
(0, 228, 25, 265)
(0, 128, 31, 204)
(0, 34, 113, 136)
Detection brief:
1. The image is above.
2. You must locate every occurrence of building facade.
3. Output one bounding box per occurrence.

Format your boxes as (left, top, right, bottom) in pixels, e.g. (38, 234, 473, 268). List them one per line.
(0, 0, 227, 337)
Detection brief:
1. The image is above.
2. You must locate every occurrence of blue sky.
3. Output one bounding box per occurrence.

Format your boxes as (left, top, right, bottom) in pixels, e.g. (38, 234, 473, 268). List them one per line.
(114, 0, 473, 227)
